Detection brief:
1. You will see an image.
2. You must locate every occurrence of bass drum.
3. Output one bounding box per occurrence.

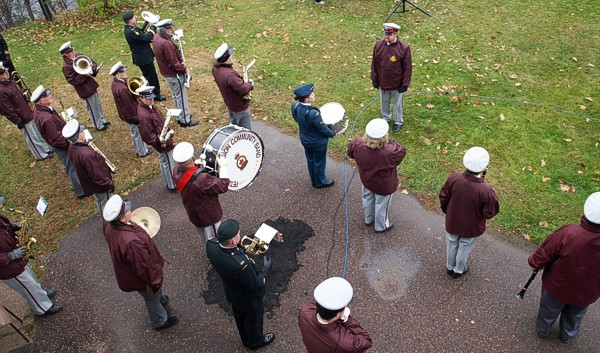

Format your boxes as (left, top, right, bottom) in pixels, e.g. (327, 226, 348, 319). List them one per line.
(200, 125, 264, 191)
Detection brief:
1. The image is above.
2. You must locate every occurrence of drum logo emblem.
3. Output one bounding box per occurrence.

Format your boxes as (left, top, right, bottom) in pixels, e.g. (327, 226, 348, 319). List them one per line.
(235, 153, 248, 171)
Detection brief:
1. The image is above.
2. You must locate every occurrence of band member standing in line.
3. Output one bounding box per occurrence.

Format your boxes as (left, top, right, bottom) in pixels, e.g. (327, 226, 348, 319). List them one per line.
(172, 142, 230, 244)
(206, 220, 275, 350)
(102, 194, 177, 330)
(31, 85, 85, 198)
(152, 19, 197, 127)
(370, 23, 412, 133)
(59, 41, 110, 131)
(136, 85, 176, 191)
(62, 120, 115, 213)
(298, 277, 372, 353)
(109, 61, 153, 158)
(348, 118, 406, 233)
(212, 43, 254, 129)
(291, 83, 335, 189)
(0, 62, 54, 161)
(0, 33, 16, 73)
(0, 212, 63, 317)
(439, 146, 499, 279)
(528, 192, 600, 343)
(122, 11, 166, 102)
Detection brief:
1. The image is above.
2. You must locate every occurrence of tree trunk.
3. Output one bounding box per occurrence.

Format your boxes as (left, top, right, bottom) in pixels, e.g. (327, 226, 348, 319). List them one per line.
(46, 0, 57, 14)
(24, 0, 36, 21)
(38, 0, 54, 21)
(0, 0, 15, 28)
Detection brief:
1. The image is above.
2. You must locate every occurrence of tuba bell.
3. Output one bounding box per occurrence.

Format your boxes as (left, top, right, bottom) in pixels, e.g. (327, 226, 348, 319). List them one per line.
(140, 11, 160, 33)
(131, 207, 161, 238)
(73, 55, 94, 75)
(127, 76, 148, 96)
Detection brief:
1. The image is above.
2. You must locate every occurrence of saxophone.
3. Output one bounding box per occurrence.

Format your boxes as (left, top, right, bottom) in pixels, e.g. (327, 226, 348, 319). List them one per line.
(16, 218, 37, 260)
(158, 105, 177, 145)
(240, 59, 256, 102)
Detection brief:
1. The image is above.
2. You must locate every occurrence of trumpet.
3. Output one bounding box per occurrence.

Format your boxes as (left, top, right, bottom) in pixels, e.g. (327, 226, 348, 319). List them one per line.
(140, 11, 160, 33)
(88, 141, 118, 173)
(58, 101, 77, 122)
(16, 218, 37, 260)
(241, 235, 269, 256)
(127, 76, 148, 96)
(240, 59, 256, 102)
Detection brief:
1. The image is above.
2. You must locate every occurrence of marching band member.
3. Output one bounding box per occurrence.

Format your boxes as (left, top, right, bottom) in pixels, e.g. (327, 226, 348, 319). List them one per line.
(0, 210, 63, 317)
(31, 85, 85, 198)
(370, 23, 412, 133)
(528, 192, 600, 343)
(59, 41, 110, 131)
(348, 118, 407, 233)
(109, 61, 153, 158)
(102, 194, 177, 330)
(62, 120, 115, 213)
(206, 220, 274, 350)
(172, 142, 229, 244)
(152, 19, 197, 127)
(298, 277, 372, 353)
(0, 33, 15, 73)
(0, 62, 54, 161)
(439, 146, 499, 279)
(136, 85, 176, 191)
(291, 83, 335, 189)
(122, 11, 166, 102)
(212, 43, 254, 129)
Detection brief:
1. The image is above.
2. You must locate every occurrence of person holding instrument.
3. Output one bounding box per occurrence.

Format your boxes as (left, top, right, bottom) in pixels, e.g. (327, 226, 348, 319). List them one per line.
(528, 192, 600, 343)
(439, 146, 499, 279)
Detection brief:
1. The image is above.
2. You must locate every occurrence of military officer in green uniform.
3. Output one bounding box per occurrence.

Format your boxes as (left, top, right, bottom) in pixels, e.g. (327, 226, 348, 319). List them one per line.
(122, 11, 165, 101)
(206, 219, 275, 350)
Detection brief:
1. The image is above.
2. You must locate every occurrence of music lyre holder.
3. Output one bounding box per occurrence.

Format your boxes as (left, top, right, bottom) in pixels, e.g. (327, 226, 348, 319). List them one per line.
(384, 0, 432, 22)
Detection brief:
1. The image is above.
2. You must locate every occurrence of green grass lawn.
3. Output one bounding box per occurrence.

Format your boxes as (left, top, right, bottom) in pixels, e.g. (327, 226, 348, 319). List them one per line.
(1, 0, 598, 249)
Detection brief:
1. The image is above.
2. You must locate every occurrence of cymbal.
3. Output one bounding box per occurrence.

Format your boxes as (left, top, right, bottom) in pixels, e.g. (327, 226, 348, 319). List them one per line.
(131, 207, 161, 238)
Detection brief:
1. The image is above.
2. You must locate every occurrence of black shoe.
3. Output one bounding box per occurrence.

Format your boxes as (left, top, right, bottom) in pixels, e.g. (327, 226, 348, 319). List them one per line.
(375, 222, 395, 233)
(161, 295, 169, 306)
(156, 95, 167, 102)
(393, 124, 403, 133)
(537, 332, 550, 339)
(179, 120, 199, 127)
(138, 148, 154, 158)
(76, 195, 86, 200)
(365, 221, 374, 226)
(167, 187, 178, 193)
(316, 179, 335, 189)
(446, 269, 454, 276)
(155, 316, 178, 330)
(97, 124, 109, 131)
(249, 333, 275, 350)
(46, 288, 57, 299)
(39, 304, 63, 317)
(452, 266, 469, 279)
(105, 121, 111, 126)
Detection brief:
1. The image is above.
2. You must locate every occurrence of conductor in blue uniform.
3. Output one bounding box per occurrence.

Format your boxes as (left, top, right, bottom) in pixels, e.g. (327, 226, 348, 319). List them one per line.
(291, 83, 335, 188)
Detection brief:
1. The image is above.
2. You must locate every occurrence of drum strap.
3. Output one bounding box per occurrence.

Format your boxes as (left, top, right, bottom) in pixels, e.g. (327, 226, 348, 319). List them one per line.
(293, 102, 320, 122)
(175, 166, 204, 192)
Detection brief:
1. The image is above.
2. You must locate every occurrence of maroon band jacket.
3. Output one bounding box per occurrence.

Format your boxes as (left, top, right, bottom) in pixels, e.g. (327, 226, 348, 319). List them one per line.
(68, 142, 114, 197)
(298, 303, 373, 353)
(137, 100, 174, 153)
(111, 78, 138, 124)
(439, 171, 499, 237)
(153, 33, 186, 77)
(0, 215, 27, 280)
(62, 52, 99, 99)
(103, 220, 165, 292)
(370, 40, 412, 90)
(33, 104, 69, 151)
(347, 138, 406, 196)
(212, 62, 253, 113)
(0, 78, 33, 125)
(173, 165, 230, 228)
(528, 216, 600, 306)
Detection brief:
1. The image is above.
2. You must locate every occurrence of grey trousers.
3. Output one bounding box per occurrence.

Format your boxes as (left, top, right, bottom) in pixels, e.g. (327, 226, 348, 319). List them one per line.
(83, 92, 108, 130)
(2, 265, 53, 315)
(128, 123, 151, 156)
(165, 75, 191, 123)
(362, 185, 393, 231)
(53, 147, 84, 197)
(445, 231, 478, 274)
(158, 150, 176, 189)
(379, 88, 404, 126)
(21, 121, 52, 160)
(536, 285, 589, 341)
(228, 108, 252, 129)
(94, 190, 113, 214)
(195, 220, 221, 245)
(137, 289, 169, 328)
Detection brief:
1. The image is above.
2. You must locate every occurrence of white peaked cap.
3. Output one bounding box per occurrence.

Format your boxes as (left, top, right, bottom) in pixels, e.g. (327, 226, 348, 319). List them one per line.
(314, 277, 353, 310)
(173, 142, 195, 163)
(61, 119, 81, 139)
(463, 146, 489, 173)
(584, 192, 600, 224)
(365, 118, 389, 139)
(103, 194, 132, 222)
(109, 61, 126, 76)
(58, 41, 73, 53)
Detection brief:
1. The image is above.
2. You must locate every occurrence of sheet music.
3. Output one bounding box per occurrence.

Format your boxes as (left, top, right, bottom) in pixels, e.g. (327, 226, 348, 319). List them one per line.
(36, 196, 48, 216)
(254, 223, 278, 243)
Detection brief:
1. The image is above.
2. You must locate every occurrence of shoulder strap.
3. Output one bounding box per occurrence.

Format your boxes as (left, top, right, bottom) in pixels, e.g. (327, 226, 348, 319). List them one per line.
(175, 166, 201, 192)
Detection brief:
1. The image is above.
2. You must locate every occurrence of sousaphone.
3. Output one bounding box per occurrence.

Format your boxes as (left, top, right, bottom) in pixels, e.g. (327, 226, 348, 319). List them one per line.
(131, 207, 161, 238)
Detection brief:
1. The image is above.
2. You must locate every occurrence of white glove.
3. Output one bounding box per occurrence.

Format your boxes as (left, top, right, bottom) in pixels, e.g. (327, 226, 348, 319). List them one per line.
(340, 306, 350, 322)
(83, 129, 93, 142)
(248, 79, 254, 87)
(217, 157, 229, 179)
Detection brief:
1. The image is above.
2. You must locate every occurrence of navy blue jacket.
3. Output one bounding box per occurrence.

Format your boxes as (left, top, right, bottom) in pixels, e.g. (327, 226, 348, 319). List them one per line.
(291, 102, 334, 147)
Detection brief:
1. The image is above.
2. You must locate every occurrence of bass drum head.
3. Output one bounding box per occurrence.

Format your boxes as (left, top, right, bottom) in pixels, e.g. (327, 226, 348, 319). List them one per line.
(216, 126, 264, 191)
(319, 102, 345, 125)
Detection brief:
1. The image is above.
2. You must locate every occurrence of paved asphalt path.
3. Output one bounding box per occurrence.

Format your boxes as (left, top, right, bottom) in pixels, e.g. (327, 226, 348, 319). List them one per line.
(33, 121, 599, 353)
